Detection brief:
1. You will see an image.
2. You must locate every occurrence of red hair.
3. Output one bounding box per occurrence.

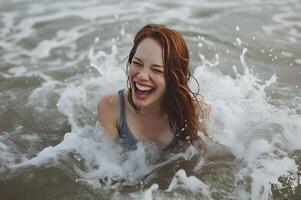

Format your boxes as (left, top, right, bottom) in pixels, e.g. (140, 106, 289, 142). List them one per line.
(127, 24, 207, 143)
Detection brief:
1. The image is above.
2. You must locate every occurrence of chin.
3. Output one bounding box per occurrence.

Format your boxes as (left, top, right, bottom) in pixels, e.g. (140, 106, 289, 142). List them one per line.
(132, 93, 152, 107)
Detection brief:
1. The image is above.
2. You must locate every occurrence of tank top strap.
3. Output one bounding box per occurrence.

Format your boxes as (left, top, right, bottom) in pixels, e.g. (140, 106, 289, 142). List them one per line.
(117, 89, 138, 150)
(118, 89, 126, 132)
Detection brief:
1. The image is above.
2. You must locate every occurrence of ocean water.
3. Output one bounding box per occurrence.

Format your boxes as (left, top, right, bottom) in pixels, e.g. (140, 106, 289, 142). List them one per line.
(0, 0, 300, 199)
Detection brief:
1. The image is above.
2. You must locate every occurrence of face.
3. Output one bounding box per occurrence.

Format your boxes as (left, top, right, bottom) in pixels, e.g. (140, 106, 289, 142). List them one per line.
(129, 38, 166, 109)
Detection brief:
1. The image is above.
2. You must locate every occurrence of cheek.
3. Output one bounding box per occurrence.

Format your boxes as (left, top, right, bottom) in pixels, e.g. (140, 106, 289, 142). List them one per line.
(157, 76, 166, 89)
(162, 79, 167, 90)
(128, 65, 138, 78)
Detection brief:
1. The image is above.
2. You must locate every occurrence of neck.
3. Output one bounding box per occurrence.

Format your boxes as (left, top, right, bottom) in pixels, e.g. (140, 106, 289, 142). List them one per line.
(126, 90, 166, 119)
(137, 103, 165, 118)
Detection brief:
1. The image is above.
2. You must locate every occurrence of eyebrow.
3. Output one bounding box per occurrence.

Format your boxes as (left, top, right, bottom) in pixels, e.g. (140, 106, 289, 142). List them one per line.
(133, 57, 164, 68)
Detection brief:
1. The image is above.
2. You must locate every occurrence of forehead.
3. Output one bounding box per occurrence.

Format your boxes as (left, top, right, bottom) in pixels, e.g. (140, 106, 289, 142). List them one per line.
(134, 38, 163, 66)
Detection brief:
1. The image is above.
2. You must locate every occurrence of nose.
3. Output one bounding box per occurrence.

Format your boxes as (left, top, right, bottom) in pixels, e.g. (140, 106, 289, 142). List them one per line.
(136, 67, 150, 81)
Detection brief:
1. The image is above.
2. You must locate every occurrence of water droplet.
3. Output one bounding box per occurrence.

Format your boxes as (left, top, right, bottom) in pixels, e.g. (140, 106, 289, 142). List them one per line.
(94, 37, 99, 43)
(236, 38, 242, 46)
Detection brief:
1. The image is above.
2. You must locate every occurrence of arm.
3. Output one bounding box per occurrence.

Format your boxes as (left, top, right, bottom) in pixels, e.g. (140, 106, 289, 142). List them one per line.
(97, 94, 119, 139)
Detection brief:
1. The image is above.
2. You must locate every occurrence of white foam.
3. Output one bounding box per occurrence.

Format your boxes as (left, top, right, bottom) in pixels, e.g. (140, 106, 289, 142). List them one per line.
(27, 3, 45, 15)
(28, 24, 91, 59)
(249, 157, 297, 200)
(141, 184, 159, 200)
(262, 4, 301, 44)
(0, 12, 17, 37)
(7, 125, 124, 178)
(281, 51, 294, 57)
(166, 169, 212, 199)
(0, 126, 36, 171)
(8, 66, 27, 76)
(56, 74, 126, 129)
(294, 58, 301, 65)
(192, 47, 300, 199)
(27, 80, 62, 112)
(0, 140, 17, 170)
(5, 124, 172, 186)
(279, 114, 301, 150)
(244, 139, 273, 165)
(89, 42, 121, 76)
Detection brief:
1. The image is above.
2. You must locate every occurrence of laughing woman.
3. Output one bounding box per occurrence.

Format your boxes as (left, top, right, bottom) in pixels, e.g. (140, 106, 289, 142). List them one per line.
(97, 24, 209, 151)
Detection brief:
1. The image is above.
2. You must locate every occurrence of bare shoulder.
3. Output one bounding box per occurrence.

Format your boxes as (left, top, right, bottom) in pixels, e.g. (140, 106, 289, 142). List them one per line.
(98, 92, 120, 108)
(97, 92, 120, 138)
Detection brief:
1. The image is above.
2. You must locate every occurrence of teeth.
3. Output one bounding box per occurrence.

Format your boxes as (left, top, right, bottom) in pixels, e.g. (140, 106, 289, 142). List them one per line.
(135, 82, 153, 91)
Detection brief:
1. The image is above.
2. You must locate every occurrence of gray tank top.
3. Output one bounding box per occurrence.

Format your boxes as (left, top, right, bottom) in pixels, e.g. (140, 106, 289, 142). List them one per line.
(117, 89, 184, 150)
(118, 89, 138, 150)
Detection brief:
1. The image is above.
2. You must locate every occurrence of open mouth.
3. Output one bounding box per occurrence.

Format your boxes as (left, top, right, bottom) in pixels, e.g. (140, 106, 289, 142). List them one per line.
(133, 82, 155, 96)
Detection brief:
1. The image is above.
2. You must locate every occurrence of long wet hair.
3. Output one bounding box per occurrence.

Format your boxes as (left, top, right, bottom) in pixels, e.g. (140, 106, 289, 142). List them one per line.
(127, 24, 207, 142)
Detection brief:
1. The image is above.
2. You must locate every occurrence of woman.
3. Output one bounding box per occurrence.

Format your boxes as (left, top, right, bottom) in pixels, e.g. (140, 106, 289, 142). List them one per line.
(97, 24, 208, 151)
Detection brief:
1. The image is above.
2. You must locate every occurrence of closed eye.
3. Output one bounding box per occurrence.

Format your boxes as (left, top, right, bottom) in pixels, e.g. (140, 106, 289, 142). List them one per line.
(132, 61, 143, 66)
(152, 68, 164, 73)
